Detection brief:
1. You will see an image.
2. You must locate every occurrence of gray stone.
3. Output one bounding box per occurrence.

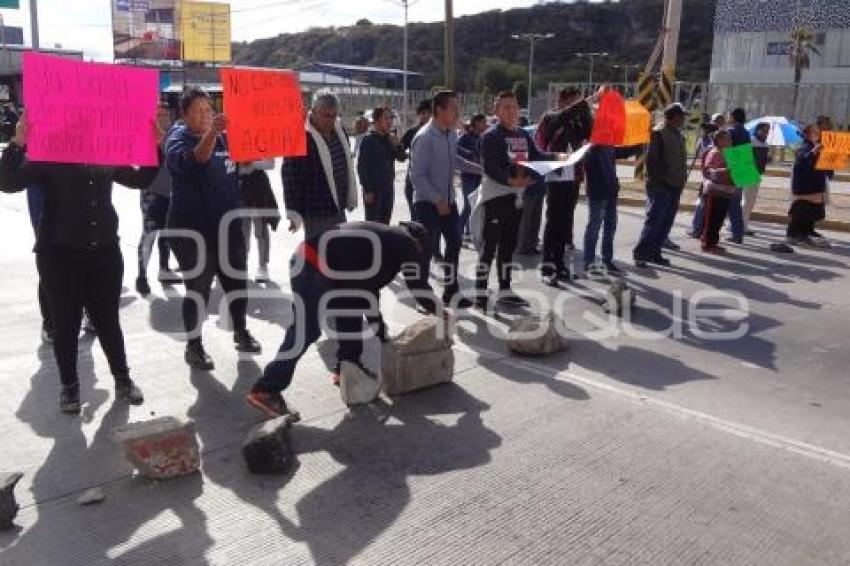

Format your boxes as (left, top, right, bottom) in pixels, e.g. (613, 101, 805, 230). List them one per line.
(381, 345, 454, 396)
(242, 414, 299, 474)
(339, 361, 381, 406)
(0, 472, 23, 529)
(77, 487, 106, 506)
(113, 417, 201, 480)
(604, 279, 636, 317)
(390, 316, 453, 355)
(506, 311, 568, 356)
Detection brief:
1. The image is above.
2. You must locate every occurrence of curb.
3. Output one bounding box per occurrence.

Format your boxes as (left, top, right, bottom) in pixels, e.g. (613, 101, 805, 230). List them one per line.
(615, 159, 850, 183)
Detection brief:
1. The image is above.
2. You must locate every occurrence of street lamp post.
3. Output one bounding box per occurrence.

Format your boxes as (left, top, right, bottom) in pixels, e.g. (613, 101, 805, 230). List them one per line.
(576, 52, 609, 88)
(611, 63, 640, 86)
(511, 32, 554, 116)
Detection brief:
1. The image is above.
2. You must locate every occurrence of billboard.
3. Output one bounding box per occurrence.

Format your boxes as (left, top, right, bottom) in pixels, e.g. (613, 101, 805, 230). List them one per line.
(112, 0, 181, 60)
(180, 2, 231, 63)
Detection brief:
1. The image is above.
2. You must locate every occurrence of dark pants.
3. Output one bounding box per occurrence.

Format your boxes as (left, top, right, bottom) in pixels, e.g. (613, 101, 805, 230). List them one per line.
(787, 200, 826, 239)
(516, 185, 545, 253)
(583, 195, 618, 267)
(242, 217, 271, 268)
(36, 244, 128, 387)
(633, 186, 683, 260)
(477, 194, 522, 291)
(404, 175, 415, 220)
(27, 185, 52, 331)
(170, 229, 248, 338)
(137, 191, 171, 278)
(364, 187, 395, 225)
(413, 201, 462, 296)
(701, 193, 730, 247)
(458, 178, 480, 237)
(542, 181, 579, 274)
(255, 259, 369, 393)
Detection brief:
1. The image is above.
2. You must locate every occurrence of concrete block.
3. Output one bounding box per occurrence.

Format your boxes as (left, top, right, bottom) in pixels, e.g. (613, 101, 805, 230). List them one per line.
(113, 417, 201, 480)
(390, 316, 453, 355)
(339, 361, 381, 406)
(506, 311, 568, 356)
(0, 472, 23, 529)
(242, 414, 298, 474)
(381, 345, 454, 396)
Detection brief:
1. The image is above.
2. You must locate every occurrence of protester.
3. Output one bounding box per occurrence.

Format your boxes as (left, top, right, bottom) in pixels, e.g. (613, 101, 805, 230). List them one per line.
(357, 106, 406, 225)
(24, 183, 54, 342)
(456, 113, 486, 242)
(245, 221, 442, 418)
(0, 115, 157, 413)
(687, 122, 718, 238)
(700, 130, 736, 253)
(786, 124, 832, 248)
(239, 158, 279, 282)
(1, 103, 19, 141)
(744, 122, 771, 234)
(475, 90, 553, 308)
(537, 86, 594, 282)
(409, 90, 481, 307)
(282, 90, 358, 240)
(166, 86, 262, 371)
(582, 144, 621, 276)
(633, 103, 688, 268)
(351, 113, 370, 158)
(724, 107, 751, 244)
(136, 103, 177, 296)
(401, 100, 433, 218)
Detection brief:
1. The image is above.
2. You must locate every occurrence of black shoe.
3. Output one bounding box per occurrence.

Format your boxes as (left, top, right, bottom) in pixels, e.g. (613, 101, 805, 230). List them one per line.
(744, 229, 756, 236)
(115, 377, 144, 405)
(60, 383, 81, 414)
(647, 255, 671, 267)
(135, 275, 151, 297)
(185, 340, 215, 370)
(661, 239, 680, 251)
(497, 289, 529, 308)
(555, 268, 572, 282)
(234, 329, 262, 353)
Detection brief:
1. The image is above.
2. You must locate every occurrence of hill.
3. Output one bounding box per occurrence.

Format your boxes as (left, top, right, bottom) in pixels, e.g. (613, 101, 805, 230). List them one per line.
(231, 0, 715, 93)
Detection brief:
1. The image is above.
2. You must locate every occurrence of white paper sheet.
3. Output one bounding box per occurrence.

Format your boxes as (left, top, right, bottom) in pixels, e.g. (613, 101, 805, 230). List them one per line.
(518, 143, 593, 176)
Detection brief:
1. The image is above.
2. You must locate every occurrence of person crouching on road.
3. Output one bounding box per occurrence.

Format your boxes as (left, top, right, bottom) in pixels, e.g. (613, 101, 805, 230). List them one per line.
(0, 114, 159, 413)
(246, 221, 442, 418)
(165, 86, 262, 371)
(786, 124, 832, 249)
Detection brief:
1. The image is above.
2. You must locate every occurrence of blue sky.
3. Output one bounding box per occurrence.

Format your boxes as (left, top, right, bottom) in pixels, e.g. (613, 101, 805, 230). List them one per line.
(0, 0, 554, 61)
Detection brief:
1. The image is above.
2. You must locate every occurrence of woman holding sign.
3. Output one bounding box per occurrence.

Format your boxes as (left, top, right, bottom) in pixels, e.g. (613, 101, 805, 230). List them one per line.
(165, 86, 263, 371)
(0, 116, 158, 414)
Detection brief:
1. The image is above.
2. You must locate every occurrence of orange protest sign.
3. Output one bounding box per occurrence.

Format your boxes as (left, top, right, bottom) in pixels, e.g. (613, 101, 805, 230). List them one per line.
(821, 131, 850, 155)
(590, 90, 626, 145)
(620, 100, 651, 146)
(816, 151, 848, 171)
(221, 67, 307, 161)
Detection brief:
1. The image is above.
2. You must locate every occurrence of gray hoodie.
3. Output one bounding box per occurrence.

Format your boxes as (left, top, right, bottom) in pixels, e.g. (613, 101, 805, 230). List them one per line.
(409, 119, 481, 205)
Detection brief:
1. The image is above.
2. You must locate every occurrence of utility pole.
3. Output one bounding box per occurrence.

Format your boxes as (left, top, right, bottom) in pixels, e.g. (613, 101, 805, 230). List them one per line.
(402, 0, 409, 129)
(512, 32, 554, 114)
(661, 0, 681, 74)
(444, 0, 453, 89)
(29, 0, 39, 51)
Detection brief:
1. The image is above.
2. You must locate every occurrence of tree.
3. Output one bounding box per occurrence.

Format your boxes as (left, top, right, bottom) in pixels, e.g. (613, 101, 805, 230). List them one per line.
(789, 27, 821, 118)
(512, 81, 528, 108)
(474, 57, 526, 94)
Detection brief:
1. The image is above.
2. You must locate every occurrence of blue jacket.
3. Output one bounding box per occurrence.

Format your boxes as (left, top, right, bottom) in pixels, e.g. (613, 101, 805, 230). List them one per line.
(791, 140, 832, 195)
(584, 145, 619, 200)
(728, 123, 751, 147)
(166, 123, 241, 239)
(456, 130, 483, 190)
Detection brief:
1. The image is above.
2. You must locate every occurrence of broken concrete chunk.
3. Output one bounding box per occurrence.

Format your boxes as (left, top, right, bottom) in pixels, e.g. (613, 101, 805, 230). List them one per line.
(242, 414, 298, 474)
(77, 487, 106, 506)
(381, 345, 454, 396)
(391, 316, 453, 355)
(113, 417, 201, 480)
(339, 361, 381, 406)
(506, 311, 568, 356)
(0, 472, 23, 530)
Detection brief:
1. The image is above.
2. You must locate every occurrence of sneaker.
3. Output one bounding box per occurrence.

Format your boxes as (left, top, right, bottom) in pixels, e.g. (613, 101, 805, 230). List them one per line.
(255, 266, 270, 283)
(115, 377, 144, 405)
(185, 340, 215, 370)
(41, 324, 54, 344)
(59, 384, 81, 414)
(661, 239, 680, 251)
(82, 312, 96, 334)
(245, 389, 292, 419)
(234, 329, 262, 353)
(497, 289, 529, 308)
(807, 236, 831, 249)
(135, 275, 151, 297)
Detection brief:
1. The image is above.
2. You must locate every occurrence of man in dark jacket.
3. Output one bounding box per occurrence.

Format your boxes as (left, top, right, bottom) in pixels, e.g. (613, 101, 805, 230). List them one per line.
(633, 103, 688, 268)
(357, 106, 406, 224)
(537, 87, 595, 281)
(582, 144, 620, 276)
(725, 107, 751, 243)
(456, 113, 486, 240)
(401, 100, 433, 218)
(246, 221, 442, 418)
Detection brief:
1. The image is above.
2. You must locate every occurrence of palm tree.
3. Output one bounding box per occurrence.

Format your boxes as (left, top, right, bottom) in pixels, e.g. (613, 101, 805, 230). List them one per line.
(789, 27, 821, 118)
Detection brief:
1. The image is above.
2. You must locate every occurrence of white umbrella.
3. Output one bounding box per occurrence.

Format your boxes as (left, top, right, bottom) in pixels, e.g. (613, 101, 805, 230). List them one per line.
(744, 116, 802, 146)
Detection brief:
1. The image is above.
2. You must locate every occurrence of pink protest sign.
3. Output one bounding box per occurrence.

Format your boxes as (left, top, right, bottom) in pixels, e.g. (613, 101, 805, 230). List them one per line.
(23, 52, 159, 166)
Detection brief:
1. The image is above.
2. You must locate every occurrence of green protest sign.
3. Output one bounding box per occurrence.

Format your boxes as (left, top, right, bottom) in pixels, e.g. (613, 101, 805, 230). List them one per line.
(723, 143, 762, 188)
